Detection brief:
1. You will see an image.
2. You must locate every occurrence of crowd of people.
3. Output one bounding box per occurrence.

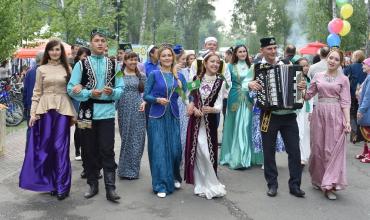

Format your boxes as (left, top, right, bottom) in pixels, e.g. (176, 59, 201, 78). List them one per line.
(12, 28, 370, 203)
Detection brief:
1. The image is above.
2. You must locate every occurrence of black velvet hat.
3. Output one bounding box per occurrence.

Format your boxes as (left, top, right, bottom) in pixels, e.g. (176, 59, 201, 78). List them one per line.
(260, 37, 277, 48)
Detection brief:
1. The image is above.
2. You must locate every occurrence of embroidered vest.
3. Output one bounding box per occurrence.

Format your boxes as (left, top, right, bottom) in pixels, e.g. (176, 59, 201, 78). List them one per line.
(77, 57, 116, 128)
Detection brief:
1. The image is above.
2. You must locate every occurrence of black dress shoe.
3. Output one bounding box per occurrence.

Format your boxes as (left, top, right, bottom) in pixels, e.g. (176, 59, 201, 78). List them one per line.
(50, 191, 57, 196)
(267, 188, 277, 197)
(84, 184, 99, 199)
(57, 192, 69, 200)
(290, 188, 305, 198)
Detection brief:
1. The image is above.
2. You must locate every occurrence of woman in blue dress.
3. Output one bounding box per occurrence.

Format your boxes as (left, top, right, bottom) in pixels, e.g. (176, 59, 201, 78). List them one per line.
(117, 52, 146, 179)
(144, 45, 187, 198)
(220, 45, 264, 169)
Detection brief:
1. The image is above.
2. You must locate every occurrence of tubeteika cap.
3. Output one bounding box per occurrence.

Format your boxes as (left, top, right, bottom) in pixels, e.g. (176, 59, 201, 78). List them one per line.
(204, 37, 217, 44)
(260, 37, 277, 48)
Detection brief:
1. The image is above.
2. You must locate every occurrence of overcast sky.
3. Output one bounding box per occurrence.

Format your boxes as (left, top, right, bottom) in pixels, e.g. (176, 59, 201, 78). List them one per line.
(212, 0, 234, 31)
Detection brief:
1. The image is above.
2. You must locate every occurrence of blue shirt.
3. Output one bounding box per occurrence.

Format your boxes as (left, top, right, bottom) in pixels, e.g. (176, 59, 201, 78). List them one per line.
(144, 59, 159, 77)
(67, 55, 124, 120)
(23, 66, 38, 109)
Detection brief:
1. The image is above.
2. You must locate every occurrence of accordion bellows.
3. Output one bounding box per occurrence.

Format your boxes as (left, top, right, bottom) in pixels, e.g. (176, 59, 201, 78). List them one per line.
(255, 63, 304, 110)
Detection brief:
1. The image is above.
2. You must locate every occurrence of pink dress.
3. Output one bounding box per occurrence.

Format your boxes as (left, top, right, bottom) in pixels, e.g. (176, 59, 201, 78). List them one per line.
(304, 72, 351, 191)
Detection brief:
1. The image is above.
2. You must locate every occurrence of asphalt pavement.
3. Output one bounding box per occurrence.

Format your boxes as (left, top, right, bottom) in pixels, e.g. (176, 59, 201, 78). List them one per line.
(0, 124, 369, 220)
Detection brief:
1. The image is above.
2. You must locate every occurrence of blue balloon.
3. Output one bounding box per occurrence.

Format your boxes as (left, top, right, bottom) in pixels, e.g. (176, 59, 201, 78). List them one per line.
(327, 34, 341, 47)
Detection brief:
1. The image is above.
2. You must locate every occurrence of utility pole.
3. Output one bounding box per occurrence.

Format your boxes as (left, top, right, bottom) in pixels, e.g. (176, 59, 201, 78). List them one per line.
(332, 0, 336, 19)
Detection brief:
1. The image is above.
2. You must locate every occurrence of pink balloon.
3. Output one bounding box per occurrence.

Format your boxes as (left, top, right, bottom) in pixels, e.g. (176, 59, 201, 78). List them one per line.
(328, 23, 335, 34)
(328, 18, 344, 34)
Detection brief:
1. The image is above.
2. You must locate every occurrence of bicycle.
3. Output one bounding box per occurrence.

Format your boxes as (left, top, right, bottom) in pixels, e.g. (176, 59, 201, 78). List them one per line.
(0, 80, 24, 126)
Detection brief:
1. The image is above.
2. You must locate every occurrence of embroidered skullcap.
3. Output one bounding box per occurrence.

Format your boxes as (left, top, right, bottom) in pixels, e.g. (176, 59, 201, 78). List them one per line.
(204, 37, 218, 44)
(260, 37, 277, 48)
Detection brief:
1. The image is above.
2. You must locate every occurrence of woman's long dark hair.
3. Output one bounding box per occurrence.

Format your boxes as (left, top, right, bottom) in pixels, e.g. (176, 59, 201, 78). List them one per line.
(230, 45, 251, 67)
(74, 47, 91, 64)
(41, 39, 71, 80)
(123, 52, 144, 93)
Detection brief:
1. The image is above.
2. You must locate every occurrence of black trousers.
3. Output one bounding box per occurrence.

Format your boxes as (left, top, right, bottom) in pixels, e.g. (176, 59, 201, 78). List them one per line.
(261, 113, 302, 190)
(80, 118, 117, 185)
(74, 125, 81, 156)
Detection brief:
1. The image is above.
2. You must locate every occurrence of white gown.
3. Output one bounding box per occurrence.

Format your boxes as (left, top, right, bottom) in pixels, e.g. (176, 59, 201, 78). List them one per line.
(296, 99, 313, 163)
(193, 74, 226, 199)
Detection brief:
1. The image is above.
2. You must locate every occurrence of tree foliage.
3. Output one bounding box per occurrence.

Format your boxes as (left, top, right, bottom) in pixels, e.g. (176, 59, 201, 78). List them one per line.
(232, 0, 369, 52)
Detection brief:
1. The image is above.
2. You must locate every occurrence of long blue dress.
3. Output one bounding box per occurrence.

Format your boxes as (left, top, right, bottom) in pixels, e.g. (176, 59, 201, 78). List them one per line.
(117, 74, 146, 179)
(144, 71, 186, 194)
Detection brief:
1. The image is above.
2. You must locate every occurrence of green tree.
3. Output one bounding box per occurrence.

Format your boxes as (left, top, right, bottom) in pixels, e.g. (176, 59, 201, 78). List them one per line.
(231, 0, 257, 34)
(45, 0, 124, 44)
(0, 0, 47, 60)
(340, 0, 367, 51)
(183, 0, 215, 50)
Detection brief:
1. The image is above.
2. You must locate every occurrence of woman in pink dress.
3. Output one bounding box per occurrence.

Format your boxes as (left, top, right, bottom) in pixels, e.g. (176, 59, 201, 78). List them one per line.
(304, 49, 351, 200)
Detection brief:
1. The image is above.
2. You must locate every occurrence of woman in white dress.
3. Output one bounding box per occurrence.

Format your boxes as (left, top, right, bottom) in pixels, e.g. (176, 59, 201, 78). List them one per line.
(184, 52, 226, 199)
(295, 57, 313, 165)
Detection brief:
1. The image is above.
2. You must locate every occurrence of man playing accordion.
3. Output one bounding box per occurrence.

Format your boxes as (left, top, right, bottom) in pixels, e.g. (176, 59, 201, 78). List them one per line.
(249, 37, 306, 198)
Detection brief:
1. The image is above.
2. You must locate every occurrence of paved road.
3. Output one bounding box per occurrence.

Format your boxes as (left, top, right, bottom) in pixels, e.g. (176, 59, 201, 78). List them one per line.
(0, 125, 369, 220)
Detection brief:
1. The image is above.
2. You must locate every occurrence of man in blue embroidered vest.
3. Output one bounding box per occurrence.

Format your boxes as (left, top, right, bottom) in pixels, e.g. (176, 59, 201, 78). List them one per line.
(67, 29, 124, 202)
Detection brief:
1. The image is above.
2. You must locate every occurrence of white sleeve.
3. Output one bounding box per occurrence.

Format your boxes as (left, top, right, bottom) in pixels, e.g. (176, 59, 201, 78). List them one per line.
(189, 60, 197, 81)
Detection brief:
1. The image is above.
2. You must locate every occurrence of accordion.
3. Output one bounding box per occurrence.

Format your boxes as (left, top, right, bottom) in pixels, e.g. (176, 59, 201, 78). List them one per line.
(254, 63, 304, 110)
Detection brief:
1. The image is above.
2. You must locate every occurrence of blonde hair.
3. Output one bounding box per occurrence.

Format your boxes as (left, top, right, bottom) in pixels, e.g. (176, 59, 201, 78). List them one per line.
(157, 46, 182, 88)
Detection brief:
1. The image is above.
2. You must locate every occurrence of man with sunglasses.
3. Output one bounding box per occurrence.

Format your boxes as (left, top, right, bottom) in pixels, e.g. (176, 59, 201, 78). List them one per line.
(249, 37, 306, 198)
(67, 29, 124, 202)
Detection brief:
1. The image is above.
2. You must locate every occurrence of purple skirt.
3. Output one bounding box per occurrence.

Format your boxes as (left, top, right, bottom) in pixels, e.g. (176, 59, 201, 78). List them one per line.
(19, 110, 71, 194)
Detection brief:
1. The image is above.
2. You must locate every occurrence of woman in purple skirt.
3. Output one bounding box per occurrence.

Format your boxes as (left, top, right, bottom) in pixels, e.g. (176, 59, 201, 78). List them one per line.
(19, 39, 76, 200)
(304, 49, 351, 200)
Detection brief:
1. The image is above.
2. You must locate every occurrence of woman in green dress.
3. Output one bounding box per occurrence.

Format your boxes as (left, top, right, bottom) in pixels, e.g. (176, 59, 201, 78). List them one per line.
(220, 45, 264, 169)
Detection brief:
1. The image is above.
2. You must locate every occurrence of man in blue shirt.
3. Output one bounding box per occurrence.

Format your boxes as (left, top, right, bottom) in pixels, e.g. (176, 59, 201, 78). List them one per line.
(68, 29, 124, 202)
(23, 52, 43, 141)
(144, 45, 159, 77)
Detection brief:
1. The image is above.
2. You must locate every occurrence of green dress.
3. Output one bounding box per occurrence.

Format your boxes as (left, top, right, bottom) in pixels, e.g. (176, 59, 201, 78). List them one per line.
(220, 61, 264, 169)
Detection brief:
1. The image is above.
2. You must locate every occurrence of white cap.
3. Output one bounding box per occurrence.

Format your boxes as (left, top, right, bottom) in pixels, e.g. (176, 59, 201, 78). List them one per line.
(204, 37, 217, 44)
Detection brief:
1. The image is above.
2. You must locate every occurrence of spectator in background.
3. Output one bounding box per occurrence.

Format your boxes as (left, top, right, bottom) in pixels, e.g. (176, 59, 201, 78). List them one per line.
(312, 54, 321, 65)
(224, 47, 233, 64)
(144, 45, 159, 77)
(186, 53, 196, 68)
(23, 52, 44, 141)
(308, 46, 330, 79)
(344, 56, 352, 68)
(19, 65, 29, 83)
(72, 47, 91, 172)
(344, 50, 367, 143)
(283, 45, 296, 63)
(307, 46, 330, 108)
(0, 60, 11, 80)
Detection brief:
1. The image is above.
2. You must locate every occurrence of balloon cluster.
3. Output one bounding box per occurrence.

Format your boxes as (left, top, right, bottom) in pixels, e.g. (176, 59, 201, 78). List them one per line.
(327, 0, 353, 47)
